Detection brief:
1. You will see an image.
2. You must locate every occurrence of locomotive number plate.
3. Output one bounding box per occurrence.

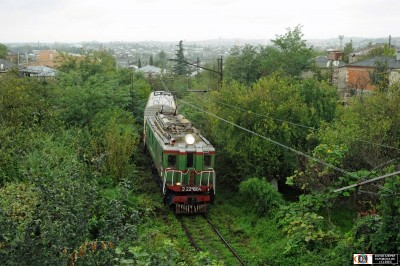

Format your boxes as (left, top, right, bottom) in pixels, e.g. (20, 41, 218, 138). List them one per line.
(181, 187, 201, 192)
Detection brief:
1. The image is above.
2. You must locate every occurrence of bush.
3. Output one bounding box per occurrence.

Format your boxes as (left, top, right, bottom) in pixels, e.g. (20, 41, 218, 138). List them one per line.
(239, 177, 284, 215)
(275, 193, 339, 255)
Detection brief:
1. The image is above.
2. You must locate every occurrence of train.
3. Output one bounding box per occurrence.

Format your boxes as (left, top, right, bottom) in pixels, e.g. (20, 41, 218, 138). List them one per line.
(143, 91, 216, 214)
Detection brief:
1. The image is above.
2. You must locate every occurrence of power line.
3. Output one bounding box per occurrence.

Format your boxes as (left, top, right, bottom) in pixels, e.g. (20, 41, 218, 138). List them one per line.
(156, 80, 400, 195)
(179, 99, 353, 177)
(211, 98, 400, 152)
(179, 98, 400, 195)
(333, 170, 400, 193)
(210, 98, 316, 130)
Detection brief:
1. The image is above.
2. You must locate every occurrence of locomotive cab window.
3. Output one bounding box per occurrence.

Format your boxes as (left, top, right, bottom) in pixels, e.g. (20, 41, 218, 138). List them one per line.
(204, 155, 212, 168)
(187, 153, 194, 168)
(168, 155, 177, 168)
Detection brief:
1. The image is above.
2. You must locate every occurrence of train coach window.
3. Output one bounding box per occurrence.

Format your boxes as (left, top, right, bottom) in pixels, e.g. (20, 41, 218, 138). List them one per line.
(168, 155, 176, 168)
(187, 153, 194, 168)
(204, 155, 211, 167)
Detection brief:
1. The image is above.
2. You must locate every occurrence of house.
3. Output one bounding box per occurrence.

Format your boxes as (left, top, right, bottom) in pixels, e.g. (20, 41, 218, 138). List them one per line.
(302, 51, 345, 81)
(344, 52, 400, 91)
(136, 65, 162, 76)
(30, 50, 58, 67)
(349, 44, 400, 63)
(20, 65, 57, 77)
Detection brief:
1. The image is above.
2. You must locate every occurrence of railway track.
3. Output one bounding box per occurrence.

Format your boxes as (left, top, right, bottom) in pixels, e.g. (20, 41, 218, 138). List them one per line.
(176, 214, 246, 266)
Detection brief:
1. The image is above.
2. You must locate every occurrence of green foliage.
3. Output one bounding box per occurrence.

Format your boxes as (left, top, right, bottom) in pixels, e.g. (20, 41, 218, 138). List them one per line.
(156, 50, 167, 68)
(114, 239, 180, 265)
(239, 178, 284, 215)
(371, 174, 400, 252)
(276, 194, 339, 255)
(0, 133, 98, 265)
(224, 26, 314, 85)
(268, 25, 314, 77)
(343, 40, 354, 63)
(129, 74, 152, 124)
(204, 74, 338, 184)
(353, 215, 382, 253)
(366, 44, 396, 58)
(0, 73, 51, 127)
(370, 60, 389, 90)
(97, 180, 140, 244)
(55, 50, 131, 127)
(0, 43, 8, 59)
(224, 44, 262, 85)
(288, 143, 349, 191)
(90, 109, 139, 181)
(317, 82, 400, 171)
(173, 40, 189, 75)
(0, 182, 38, 261)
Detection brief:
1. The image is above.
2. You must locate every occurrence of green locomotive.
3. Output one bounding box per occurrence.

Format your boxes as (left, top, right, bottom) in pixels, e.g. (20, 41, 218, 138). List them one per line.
(144, 91, 216, 214)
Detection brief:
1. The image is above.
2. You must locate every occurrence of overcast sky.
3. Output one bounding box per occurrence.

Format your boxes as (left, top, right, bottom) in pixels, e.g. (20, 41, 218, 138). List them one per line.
(1, 0, 398, 43)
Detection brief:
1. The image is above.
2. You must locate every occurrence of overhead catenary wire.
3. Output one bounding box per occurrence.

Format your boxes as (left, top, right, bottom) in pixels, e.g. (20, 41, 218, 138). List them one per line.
(179, 99, 400, 195)
(179, 99, 353, 177)
(333, 170, 400, 193)
(210, 98, 316, 130)
(158, 77, 400, 194)
(211, 98, 400, 152)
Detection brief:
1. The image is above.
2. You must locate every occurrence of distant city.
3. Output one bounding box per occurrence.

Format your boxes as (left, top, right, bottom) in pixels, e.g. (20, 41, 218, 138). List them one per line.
(4, 36, 399, 69)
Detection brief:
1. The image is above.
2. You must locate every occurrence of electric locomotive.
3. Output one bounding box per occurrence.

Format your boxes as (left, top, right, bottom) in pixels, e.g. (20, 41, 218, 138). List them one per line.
(144, 91, 216, 214)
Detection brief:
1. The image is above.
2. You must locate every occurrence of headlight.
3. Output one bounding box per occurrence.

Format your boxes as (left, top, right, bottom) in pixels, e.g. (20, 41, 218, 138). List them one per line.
(176, 182, 181, 186)
(184, 134, 195, 145)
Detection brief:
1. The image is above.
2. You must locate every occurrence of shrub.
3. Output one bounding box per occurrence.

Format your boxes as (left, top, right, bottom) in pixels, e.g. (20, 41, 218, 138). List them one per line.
(239, 177, 284, 215)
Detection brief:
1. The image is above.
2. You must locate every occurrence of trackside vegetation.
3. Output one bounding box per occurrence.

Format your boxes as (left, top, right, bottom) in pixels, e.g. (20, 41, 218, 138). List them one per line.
(1, 26, 399, 265)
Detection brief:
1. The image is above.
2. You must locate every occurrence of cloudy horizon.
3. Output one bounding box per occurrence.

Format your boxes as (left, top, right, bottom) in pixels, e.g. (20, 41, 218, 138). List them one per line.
(1, 0, 399, 43)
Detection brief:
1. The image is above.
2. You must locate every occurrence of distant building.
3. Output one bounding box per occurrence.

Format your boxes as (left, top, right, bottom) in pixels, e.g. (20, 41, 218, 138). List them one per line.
(137, 65, 162, 76)
(20, 65, 57, 77)
(349, 44, 400, 63)
(302, 51, 345, 81)
(327, 49, 344, 61)
(30, 50, 58, 67)
(345, 54, 400, 91)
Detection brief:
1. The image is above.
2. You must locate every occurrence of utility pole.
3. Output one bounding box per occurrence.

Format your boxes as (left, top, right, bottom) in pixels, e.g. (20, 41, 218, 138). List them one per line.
(217, 56, 223, 90)
(338, 35, 344, 50)
(168, 57, 223, 91)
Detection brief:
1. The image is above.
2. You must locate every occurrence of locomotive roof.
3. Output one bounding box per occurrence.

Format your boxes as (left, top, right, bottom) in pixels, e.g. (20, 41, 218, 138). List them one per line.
(147, 112, 215, 153)
(144, 91, 176, 118)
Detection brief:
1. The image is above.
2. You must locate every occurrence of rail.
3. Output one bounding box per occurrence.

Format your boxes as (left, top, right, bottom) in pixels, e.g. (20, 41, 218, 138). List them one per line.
(203, 215, 247, 266)
(176, 214, 201, 252)
(176, 214, 247, 265)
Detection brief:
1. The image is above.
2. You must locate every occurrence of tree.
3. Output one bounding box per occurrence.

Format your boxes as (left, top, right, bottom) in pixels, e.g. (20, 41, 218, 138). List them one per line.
(157, 50, 167, 68)
(343, 40, 354, 63)
(0, 43, 8, 59)
(264, 25, 314, 77)
(173, 40, 189, 76)
(55, 51, 131, 126)
(367, 44, 396, 58)
(149, 55, 154, 66)
(296, 82, 400, 192)
(370, 60, 389, 91)
(138, 58, 142, 68)
(224, 44, 262, 85)
(204, 74, 338, 184)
